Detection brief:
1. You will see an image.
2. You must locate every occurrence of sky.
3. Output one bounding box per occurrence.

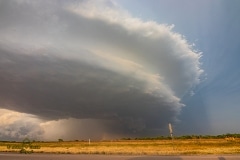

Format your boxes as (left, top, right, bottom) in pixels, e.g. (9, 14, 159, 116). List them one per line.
(0, 0, 239, 141)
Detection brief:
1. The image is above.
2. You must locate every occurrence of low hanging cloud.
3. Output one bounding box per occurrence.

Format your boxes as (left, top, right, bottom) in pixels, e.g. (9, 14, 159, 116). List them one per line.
(0, 109, 44, 141)
(0, 0, 203, 140)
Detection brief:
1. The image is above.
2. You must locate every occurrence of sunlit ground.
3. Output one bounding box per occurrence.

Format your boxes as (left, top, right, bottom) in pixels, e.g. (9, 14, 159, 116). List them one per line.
(1, 138, 240, 155)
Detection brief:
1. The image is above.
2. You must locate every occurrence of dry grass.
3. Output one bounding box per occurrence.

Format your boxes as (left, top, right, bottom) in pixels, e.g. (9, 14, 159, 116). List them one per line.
(1, 139, 240, 155)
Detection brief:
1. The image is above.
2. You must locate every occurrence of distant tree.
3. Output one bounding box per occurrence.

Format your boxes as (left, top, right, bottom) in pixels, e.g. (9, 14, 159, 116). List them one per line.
(58, 139, 63, 142)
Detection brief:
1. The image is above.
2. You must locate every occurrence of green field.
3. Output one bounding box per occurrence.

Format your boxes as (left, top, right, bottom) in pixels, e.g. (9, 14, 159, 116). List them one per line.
(1, 138, 240, 155)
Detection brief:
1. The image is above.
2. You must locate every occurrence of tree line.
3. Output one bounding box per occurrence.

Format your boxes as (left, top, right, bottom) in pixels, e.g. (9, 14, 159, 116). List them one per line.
(122, 133, 240, 140)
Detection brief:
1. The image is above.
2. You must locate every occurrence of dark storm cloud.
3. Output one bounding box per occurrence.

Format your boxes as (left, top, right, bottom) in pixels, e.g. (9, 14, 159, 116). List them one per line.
(0, 47, 179, 134)
(0, 0, 202, 139)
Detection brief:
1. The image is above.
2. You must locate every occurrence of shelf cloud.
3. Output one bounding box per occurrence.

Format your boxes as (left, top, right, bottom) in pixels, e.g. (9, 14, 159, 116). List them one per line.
(0, 0, 202, 140)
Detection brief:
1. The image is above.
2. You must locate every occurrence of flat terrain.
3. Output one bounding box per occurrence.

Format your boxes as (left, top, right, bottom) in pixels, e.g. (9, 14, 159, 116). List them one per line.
(1, 153, 240, 160)
(1, 139, 240, 155)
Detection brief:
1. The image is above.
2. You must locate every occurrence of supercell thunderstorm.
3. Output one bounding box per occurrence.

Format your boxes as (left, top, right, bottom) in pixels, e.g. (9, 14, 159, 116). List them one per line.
(0, 0, 202, 140)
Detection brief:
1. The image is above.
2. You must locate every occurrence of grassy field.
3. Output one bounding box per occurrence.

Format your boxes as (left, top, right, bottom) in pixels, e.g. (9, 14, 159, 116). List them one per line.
(1, 139, 240, 155)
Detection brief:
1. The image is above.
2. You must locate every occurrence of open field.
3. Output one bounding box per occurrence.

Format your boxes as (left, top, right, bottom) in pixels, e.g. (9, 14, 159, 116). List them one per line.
(1, 139, 240, 155)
